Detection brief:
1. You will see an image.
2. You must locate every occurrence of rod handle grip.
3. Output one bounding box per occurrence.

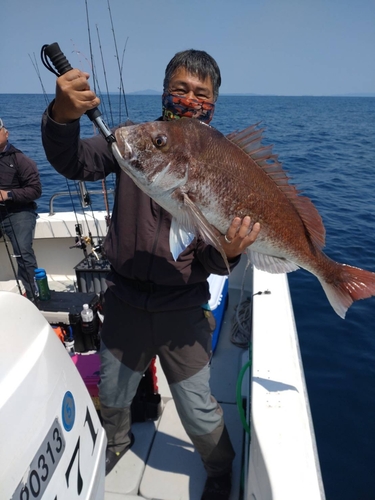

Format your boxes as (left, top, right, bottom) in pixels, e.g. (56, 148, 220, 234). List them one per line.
(43, 42, 115, 143)
(44, 42, 73, 76)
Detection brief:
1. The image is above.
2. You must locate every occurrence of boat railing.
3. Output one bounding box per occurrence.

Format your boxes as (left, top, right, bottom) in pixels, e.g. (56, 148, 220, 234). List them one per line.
(247, 268, 326, 499)
(48, 189, 115, 216)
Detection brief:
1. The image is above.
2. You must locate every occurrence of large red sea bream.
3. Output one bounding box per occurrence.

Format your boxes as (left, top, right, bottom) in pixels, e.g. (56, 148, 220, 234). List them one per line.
(112, 118, 375, 319)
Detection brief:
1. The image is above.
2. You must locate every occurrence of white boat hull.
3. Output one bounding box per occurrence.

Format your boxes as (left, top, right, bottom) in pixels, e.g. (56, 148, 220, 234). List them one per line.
(0, 210, 326, 499)
(0, 292, 107, 500)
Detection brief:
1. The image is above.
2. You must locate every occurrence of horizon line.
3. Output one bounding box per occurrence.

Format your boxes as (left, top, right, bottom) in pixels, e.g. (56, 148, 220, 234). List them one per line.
(0, 91, 374, 98)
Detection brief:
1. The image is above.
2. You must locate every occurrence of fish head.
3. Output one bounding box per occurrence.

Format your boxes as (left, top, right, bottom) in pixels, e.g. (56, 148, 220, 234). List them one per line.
(112, 119, 204, 195)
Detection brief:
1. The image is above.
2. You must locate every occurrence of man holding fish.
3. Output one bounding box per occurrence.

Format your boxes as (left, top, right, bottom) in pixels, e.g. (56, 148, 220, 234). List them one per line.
(42, 49, 260, 499)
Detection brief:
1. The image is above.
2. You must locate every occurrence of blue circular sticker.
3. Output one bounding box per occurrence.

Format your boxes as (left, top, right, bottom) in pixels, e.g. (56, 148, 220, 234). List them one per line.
(62, 391, 75, 431)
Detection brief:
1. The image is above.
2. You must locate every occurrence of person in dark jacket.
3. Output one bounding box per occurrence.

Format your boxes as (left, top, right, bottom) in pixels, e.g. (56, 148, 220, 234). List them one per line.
(0, 118, 42, 300)
(41, 50, 260, 500)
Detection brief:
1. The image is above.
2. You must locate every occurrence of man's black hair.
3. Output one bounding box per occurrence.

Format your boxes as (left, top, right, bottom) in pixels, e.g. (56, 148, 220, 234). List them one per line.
(163, 49, 221, 101)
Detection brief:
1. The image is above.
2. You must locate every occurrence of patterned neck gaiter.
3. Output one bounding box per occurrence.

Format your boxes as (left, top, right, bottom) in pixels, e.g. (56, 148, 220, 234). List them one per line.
(162, 93, 215, 124)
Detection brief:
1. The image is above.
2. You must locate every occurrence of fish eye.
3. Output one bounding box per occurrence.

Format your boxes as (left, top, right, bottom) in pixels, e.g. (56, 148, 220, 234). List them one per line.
(153, 135, 167, 148)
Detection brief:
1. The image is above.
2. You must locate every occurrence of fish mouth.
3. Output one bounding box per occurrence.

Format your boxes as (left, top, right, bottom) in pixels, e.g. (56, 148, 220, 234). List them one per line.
(112, 125, 139, 171)
(122, 138, 133, 160)
(113, 128, 134, 162)
(111, 137, 154, 194)
(112, 141, 135, 172)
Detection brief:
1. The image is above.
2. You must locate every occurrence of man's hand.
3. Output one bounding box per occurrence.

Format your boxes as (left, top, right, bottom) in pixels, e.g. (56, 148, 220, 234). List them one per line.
(220, 216, 260, 261)
(0, 190, 10, 201)
(51, 69, 101, 124)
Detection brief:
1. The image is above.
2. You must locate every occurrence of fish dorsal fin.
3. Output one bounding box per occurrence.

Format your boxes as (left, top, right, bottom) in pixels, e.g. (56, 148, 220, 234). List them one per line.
(123, 118, 136, 126)
(226, 124, 326, 249)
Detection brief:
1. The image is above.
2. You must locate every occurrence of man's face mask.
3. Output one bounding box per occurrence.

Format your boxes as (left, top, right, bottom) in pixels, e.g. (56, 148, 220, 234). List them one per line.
(162, 93, 215, 124)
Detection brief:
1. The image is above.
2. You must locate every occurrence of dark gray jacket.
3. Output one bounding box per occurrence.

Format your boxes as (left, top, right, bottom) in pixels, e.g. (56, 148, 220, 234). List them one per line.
(41, 104, 239, 311)
(0, 143, 41, 215)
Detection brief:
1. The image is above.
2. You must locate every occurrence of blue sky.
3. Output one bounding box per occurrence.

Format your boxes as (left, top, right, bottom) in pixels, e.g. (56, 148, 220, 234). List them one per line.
(1, 0, 374, 96)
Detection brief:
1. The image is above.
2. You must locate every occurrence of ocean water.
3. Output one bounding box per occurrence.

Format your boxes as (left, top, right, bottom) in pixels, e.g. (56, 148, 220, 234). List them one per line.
(1, 93, 375, 500)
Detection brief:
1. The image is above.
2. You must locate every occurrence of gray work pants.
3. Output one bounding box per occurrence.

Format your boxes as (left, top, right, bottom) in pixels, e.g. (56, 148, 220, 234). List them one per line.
(0, 209, 38, 298)
(98, 289, 235, 477)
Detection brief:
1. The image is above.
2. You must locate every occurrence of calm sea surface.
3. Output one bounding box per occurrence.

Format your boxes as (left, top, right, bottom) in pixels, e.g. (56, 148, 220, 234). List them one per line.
(1, 94, 375, 500)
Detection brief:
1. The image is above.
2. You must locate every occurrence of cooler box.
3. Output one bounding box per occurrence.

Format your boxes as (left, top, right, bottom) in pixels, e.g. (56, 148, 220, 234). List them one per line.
(208, 274, 229, 351)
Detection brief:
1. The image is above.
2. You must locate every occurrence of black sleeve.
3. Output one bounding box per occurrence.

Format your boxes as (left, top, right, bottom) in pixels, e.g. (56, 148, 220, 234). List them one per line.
(12, 153, 42, 204)
(195, 236, 242, 276)
(41, 101, 119, 181)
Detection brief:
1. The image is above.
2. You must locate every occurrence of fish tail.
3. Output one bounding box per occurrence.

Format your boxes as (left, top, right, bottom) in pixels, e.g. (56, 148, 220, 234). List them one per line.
(319, 264, 375, 319)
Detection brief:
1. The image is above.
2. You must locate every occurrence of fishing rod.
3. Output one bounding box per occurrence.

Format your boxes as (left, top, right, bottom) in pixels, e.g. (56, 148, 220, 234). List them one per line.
(68, 35, 113, 228)
(0, 223, 23, 296)
(119, 37, 130, 124)
(29, 53, 50, 107)
(83, 0, 114, 227)
(28, 49, 101, 290)
(41, 42, 113, 255)
(85, 0, 96, 96)
(40, 42, 116, 144)
(96, 24, 114, 127)
(107, 0, 129, 120)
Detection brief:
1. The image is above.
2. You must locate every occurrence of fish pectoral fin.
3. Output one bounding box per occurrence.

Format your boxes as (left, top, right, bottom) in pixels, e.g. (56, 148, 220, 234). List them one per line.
(247, 249, 300, 274)
(169, 218, 195, 260)
(181, 193, 230, 272)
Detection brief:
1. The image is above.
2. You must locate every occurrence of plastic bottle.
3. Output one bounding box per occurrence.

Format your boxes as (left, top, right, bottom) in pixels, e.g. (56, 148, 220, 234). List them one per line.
(34, 268, 51, 301)
(64, 328, 76, 356)
(81, 303, 98, 351)
(33, 277, 39, 298)
(81, 303, 94, 322)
